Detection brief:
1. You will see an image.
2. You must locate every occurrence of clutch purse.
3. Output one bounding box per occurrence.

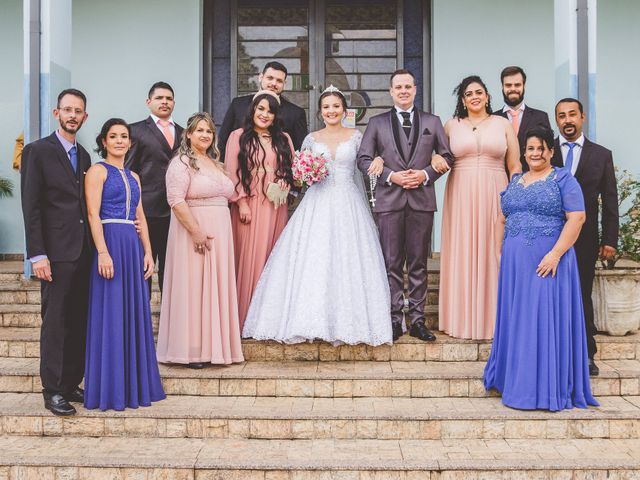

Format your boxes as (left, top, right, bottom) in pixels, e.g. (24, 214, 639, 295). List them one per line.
(266, 182, 289, 209)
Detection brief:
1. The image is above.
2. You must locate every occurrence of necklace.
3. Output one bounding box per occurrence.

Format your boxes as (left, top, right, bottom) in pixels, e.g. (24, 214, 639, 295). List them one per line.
(467, 115, 491, 131)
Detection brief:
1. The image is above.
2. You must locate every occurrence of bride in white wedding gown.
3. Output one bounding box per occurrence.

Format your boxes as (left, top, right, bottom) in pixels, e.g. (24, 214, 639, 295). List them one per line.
(242, 87, 392, 345)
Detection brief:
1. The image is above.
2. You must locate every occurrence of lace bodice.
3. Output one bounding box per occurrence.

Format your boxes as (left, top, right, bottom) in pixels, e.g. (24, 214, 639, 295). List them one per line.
(165, 157, 234, 208)
(501, 168, 585, 245)
(301, 130, 362, 187)
(99, 162, 140, 221)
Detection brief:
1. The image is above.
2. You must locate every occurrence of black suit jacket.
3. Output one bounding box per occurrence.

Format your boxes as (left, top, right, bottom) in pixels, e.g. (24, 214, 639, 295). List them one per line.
(20, 132, 92, 262)
(218, 94, 308, 160)
(125, 116, 183, 218)
(493, 105, 551, 171)
(552, 137, 619, 250)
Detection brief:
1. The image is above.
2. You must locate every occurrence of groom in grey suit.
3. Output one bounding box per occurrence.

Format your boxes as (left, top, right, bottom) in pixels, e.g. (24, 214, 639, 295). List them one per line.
(358, 69, 453, 342)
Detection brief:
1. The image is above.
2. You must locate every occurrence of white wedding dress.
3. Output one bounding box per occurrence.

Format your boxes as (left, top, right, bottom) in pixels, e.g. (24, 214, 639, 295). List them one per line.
(242, 130, 392, 345)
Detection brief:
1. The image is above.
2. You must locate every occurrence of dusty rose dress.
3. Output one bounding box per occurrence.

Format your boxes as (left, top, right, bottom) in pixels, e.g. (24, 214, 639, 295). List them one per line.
(156, 157, 244, 364)
(439, 116, 509, 340)
(225, 128, 292, 328)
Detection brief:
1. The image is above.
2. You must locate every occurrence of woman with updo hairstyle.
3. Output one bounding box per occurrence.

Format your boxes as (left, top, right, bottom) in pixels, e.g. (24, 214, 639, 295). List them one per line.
(241, 86, 393, 346)
(84, 118, 165, 411)
(436, 75, 521, 341)
(483, 126, 597, 411)
(225, 91, 295, 328)
(157, 112, 244, 368)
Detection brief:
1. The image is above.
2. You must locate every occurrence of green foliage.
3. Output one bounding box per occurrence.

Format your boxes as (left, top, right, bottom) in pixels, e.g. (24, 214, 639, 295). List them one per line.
(601, 168, 640, 268)
(0, 177, 14, 198)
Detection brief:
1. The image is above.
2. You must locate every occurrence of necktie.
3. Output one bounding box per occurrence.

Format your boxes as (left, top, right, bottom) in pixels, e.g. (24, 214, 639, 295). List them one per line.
(509, 109, 520, 133)
(158, 119, 174, 149)
(564, 142, 577, 174)
(400, 111, 412, 139)
(69, 145, 78, 173)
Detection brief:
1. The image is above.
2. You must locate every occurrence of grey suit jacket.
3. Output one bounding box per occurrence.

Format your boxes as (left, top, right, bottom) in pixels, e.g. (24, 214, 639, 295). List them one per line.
(357, 108, 453, 213)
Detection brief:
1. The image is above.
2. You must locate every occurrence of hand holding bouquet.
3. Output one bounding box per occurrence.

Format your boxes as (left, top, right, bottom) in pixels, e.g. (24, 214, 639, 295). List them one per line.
(293, 149, 329, 188)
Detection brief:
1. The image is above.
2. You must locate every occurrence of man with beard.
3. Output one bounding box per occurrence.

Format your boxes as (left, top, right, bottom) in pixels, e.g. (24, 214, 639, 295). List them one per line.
(126, 82, 183, 294)
(493, 66, 551, 171)
(218, 61, 308, 160)
(552, 98, 619, 377)
(21, 89, 93, 416)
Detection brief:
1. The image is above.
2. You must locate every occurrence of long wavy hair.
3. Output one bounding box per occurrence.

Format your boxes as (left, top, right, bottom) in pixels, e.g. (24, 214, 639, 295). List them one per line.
(177, 112, 222, 170)
(453, 75, 492, 119)
(236, 93, 293, 197)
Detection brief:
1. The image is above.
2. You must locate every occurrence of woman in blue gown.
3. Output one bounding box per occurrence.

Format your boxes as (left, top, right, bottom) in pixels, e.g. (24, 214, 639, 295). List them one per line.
(483, 126, 598, 411)
(84, 118, 165, 410)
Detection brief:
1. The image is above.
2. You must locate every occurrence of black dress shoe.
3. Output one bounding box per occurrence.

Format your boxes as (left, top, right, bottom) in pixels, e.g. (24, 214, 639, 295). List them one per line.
(589, 359, 600, 376)
(409, 322, 436, 342)
(187, 362, 206, 369)
(392, 323, 403, 342)
(63, 387, 84, 403)
(43, 393, 76, 416)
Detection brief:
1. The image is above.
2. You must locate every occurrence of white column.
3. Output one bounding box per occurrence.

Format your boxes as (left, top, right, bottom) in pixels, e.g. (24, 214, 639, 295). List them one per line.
(587, 0, 597, 140)
(554, 0, 579, 101)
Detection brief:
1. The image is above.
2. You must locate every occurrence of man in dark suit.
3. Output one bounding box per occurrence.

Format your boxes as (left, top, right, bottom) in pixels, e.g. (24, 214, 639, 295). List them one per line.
(358, 69, 453, 342)
(493, 66, 551, 171)
(21, 89, 93, 416)
(218, 61, 308, 159)
(552, 97, 619, 376)
(126, 81, 183, 293)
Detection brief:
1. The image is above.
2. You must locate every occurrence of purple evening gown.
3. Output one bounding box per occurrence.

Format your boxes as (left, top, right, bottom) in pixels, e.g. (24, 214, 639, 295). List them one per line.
(84, 162, 165, 411)
(483, 167, 598, 411)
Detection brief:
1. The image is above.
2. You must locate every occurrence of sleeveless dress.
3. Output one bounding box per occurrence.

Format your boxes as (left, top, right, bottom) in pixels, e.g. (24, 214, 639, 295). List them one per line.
(483, 168, 598, 411)
(84, 162, 165, 411)
(242, 131, 392, 346)
(225, 128, 293, 328)
(156, 158, 244, 365)
(439, 116, 509, 340)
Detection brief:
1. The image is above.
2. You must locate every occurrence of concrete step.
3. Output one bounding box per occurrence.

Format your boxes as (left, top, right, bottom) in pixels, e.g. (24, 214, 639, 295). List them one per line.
(1, 392, 639, 441)
(0, 303, 442, 332)
(2, 326, 638, 363)
(1, 436, 639, 478)
(1, 357, 638, 398)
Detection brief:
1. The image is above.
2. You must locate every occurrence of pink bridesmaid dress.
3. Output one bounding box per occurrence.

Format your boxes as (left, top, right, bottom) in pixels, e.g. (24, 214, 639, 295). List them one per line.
(156, 157, 244, 364)
(439, 116, 509, 340)
(225, 128, 292, 328)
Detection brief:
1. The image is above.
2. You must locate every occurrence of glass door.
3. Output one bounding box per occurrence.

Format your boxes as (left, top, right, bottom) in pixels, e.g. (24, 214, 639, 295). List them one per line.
(233, 0, 399, 131)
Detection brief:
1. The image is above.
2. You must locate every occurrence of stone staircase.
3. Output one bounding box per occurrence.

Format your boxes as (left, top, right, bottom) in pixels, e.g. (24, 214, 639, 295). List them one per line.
(0, 259, 639, 479)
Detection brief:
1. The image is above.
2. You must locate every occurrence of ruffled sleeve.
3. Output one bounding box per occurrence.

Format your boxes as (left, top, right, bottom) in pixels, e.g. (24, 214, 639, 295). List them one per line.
(165, 156, 192, 208)
(224, 128, 246, 202)
(555, 167, 585, 213)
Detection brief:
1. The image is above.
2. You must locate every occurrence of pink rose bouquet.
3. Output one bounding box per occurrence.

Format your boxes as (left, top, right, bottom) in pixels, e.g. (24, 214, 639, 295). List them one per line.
(292, 149, 329, 187)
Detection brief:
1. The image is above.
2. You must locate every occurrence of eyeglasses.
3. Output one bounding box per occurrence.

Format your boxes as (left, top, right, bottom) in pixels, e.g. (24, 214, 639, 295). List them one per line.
(59, 107, 85, 115)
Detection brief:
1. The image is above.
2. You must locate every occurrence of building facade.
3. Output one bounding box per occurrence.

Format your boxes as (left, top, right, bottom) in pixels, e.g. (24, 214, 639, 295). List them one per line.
(0, 0, 638, 255)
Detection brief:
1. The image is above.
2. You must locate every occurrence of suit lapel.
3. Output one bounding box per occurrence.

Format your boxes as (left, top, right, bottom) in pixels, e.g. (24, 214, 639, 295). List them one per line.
(574, 138, 592, 180)
(389, 109, 409, 165)
(145, 116, 173, 155)
(172, 124, 184, 155)
(518, 106, 532, 139)
(408, 111, 421, 163)
(49, 134, 81, 194)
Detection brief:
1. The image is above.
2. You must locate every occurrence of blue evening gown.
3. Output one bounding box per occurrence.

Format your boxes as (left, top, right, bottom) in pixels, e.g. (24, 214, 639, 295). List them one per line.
(483, 167, 599, 411)
(84, 162, 165, 411)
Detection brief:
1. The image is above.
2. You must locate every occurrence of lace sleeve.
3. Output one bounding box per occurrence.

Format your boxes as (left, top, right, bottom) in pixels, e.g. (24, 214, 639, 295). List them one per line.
(165, 157, 191, 208)
(352, 129, 363, 151)
(300, 134, 314, 152)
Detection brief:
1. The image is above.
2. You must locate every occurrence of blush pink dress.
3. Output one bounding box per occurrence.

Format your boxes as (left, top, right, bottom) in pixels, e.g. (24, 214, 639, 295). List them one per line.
(439, 116, 509, 340)
(225, 128, 293, 328)
(156, 156, 244, 364)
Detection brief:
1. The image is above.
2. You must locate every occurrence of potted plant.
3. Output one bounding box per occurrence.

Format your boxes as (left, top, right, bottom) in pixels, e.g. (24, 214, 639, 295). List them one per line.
(0, 176, 14, 198)
(592, 168, 640, 336)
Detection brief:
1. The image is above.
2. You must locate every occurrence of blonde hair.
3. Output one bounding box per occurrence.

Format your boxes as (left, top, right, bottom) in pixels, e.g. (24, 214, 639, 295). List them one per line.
(178, 112, 222, 171)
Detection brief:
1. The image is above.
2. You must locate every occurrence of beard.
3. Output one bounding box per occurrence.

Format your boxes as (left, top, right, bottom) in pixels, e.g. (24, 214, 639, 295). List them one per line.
(59, 118, 84, 134)
(503, 89, 525, 107)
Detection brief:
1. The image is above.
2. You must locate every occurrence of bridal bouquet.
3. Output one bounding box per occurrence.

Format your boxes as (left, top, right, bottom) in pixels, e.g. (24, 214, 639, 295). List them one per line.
(292, 149, 328, 187)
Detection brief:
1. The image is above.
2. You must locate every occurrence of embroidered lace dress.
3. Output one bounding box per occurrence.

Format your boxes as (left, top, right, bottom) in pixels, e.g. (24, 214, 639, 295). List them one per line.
(483, 167, 598, 411)
(242, 131, 392, 345)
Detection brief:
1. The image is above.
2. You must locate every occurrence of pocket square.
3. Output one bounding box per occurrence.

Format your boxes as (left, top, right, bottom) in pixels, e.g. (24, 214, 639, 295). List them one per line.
(422, 128, 432, 135)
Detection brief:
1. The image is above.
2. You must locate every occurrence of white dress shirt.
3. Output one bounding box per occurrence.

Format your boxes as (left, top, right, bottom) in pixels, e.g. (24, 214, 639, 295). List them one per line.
(559, 133, 585, 175)
(150, 113, 176, 139)
(385, 105, 429, 186)
(502, 103, 525, 123)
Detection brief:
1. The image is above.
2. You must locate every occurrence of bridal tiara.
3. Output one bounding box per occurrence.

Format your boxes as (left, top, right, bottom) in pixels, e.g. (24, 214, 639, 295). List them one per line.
(253, 89, 281, 104)
(322, 84, 343, 96)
